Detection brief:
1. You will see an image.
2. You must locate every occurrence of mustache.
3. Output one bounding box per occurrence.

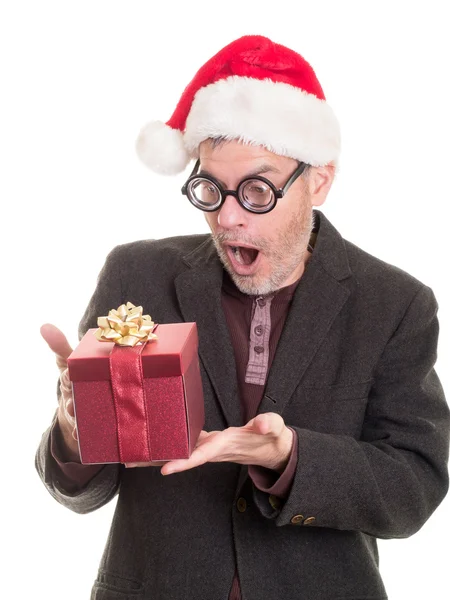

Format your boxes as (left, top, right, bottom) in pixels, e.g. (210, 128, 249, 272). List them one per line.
(212, 231, 269, 252)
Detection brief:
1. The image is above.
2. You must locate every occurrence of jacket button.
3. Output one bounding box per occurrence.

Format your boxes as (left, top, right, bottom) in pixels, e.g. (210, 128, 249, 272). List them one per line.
(290, 514, 304, 525)
(269, 494, 281, 510)
(237, 497, 247, 513)
(303, 517, 316, 525)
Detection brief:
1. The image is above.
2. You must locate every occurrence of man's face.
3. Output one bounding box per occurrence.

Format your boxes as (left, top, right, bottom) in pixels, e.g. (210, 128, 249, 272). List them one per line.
(199, 139, 317, 296)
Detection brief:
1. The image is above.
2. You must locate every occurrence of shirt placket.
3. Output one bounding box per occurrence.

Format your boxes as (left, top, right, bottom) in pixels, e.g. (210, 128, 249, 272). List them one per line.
(245, 295, 273, 386)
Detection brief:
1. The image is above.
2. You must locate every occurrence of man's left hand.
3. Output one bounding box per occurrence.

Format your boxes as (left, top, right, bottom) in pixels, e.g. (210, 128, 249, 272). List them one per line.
(125, 413, 294, 475)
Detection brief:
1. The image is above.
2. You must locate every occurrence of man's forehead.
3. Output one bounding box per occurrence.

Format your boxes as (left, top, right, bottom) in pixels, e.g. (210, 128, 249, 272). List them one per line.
(198, 140, 294, 174)
(198, 162, 282, 182)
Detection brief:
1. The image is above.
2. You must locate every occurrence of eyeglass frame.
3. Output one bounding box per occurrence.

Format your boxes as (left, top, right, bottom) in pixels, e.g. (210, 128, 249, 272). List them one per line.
(181, 159, 309, 215)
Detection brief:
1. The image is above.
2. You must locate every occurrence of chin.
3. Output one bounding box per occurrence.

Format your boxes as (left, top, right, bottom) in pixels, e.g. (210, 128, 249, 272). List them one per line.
(225, 266, 278, 296)
(215, 240, 288, 296)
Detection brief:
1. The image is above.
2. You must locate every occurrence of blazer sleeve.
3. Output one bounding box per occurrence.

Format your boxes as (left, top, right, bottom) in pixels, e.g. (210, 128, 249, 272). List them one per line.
(252, 284, 450, 538)
(35, 245, 126, 514)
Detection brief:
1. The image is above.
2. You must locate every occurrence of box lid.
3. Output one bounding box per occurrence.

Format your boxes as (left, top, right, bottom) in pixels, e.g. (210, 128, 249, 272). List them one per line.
(68, 322, 199, 381)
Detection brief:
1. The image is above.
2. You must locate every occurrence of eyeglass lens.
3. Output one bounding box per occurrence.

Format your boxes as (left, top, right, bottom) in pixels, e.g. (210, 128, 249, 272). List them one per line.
(240, 180, 274, 210)
(188, 178, 275, 212)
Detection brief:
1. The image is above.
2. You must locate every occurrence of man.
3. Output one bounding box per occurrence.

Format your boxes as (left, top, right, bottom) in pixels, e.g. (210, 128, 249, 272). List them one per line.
(36, 35, 449, 600)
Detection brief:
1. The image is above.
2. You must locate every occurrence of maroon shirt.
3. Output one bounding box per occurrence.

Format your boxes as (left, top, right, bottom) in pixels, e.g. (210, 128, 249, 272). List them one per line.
(50, 264, 305, 599)
(221, 269, 301, 600)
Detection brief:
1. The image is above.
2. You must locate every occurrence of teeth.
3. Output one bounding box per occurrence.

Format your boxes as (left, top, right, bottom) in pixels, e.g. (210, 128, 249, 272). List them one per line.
(231, 246, 243, 264)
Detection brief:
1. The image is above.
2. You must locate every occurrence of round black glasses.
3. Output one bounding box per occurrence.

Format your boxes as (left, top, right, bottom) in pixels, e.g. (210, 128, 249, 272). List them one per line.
(181, 160, 308, 214)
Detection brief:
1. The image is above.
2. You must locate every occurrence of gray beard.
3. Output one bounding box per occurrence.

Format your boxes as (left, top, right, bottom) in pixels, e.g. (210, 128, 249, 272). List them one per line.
(212, 209, 314, 296)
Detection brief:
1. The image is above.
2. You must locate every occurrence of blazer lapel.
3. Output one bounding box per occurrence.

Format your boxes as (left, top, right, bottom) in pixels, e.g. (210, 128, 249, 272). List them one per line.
(258, 210, 352, 417)
(174, 210, 352, 427)
(175, 238, 242, 428)
(257, 263, 350, 417)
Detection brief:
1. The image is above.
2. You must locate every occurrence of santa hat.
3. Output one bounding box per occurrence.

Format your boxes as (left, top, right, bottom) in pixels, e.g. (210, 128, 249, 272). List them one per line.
(136, 35, 340, 175)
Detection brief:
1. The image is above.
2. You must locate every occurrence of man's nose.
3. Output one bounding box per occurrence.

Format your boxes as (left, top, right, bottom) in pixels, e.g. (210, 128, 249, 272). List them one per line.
(217, 193, 249, 229)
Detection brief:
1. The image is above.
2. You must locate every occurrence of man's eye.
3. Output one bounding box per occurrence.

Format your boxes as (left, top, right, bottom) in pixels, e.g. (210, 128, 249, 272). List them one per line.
(249, 185, 267, 194)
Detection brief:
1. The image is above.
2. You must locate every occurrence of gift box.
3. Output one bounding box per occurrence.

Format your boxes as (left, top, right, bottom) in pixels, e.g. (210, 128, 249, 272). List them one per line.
(67, 316, 205, 465)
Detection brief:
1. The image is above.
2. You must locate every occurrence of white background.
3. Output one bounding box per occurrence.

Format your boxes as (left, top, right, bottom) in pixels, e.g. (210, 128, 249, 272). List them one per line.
(1, 1, 449, 598)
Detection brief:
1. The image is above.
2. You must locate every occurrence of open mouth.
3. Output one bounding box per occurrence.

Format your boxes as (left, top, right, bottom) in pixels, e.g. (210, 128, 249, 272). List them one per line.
(224, 243, 262, 275)
(230, 245, 259, 266)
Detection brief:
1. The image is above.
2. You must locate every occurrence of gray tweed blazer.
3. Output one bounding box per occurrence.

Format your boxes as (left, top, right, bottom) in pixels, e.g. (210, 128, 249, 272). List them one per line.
(36, 210, 449, 600)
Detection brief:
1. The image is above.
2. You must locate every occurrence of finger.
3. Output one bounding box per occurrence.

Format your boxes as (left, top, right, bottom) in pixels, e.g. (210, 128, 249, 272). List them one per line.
(60, 369, 72, 396)
(62, 395, 76, 423)
(40, 324, 73, 366)
(163, 429, 230, 474)
(59, 370, 75, 419)
(124, 432, 217, 470)
(161, 446, 214, 475)
(161, 431, 219, 474)
(161, 455, 206, 475)
(125, 461, 167, 468)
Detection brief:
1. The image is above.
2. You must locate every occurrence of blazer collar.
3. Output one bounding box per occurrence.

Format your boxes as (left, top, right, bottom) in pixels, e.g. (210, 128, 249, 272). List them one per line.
(308, 210, 351, 281)
(175, 210, 352, 427)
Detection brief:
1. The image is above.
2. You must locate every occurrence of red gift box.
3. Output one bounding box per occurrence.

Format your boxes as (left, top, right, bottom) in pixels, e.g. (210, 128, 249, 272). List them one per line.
(67, 323, 205, 464)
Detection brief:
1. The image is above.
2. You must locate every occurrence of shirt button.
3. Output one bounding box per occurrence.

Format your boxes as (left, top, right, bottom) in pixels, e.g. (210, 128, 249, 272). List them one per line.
(303, 516, 316, 525)
(290, 514, 304, 525)
(254, 345, 264, 354)
(237, 497, 247, 513)
(254, 325, 263, 336)
(257, 298, 266, 307)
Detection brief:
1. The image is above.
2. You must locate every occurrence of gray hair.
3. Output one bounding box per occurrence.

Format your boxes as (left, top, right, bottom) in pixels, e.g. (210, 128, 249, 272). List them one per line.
(206, 136, 312, 179)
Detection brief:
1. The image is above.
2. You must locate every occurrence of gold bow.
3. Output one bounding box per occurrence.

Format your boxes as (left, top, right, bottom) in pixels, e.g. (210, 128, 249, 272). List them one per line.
(95, 302, 158, 347)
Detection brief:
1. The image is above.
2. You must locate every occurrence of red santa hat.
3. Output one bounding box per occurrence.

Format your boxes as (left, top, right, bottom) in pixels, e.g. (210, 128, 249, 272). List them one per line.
(136, 35, 340, 175)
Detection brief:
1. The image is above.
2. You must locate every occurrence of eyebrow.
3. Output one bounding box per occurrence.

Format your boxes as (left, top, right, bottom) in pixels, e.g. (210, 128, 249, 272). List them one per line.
(198, 163, 282, 187)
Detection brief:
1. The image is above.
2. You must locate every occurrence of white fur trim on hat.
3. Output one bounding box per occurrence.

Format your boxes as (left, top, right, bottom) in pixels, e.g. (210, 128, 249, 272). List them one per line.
(184, 76, 340, 167)
(136, 121, 190, 175)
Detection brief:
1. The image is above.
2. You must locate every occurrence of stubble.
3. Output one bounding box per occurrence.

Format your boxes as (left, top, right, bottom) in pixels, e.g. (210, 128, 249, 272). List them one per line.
(212, 202, 314, 296)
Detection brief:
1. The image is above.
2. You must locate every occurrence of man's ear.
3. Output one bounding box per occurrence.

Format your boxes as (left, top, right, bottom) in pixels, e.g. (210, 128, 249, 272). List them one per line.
(309, 163, 336, 207)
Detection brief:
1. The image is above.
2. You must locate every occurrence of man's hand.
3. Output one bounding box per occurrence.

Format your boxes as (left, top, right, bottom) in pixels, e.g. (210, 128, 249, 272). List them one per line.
(126, 413, 294, 475)
(40, 323, 81, 461)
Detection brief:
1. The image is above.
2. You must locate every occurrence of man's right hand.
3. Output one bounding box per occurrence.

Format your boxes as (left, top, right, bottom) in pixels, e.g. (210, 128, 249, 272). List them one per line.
(40, 323, 81, 462)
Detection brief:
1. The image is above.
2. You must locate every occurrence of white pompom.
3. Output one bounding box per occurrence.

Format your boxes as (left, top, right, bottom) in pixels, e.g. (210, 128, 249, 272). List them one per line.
(135, 121, 190, 175)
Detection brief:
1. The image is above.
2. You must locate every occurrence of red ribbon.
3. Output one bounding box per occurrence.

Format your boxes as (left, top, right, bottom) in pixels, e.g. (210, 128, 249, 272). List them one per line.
(109, 343, 151, 463)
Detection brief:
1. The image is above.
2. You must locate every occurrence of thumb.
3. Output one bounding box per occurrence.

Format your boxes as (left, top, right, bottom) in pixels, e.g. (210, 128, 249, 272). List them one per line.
(40, 323, 74, 368)
(248, 413, 285, 437)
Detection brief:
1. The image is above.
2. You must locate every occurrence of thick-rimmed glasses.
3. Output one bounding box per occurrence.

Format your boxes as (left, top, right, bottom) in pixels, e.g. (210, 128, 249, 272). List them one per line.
(181, 160, 308, 214)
